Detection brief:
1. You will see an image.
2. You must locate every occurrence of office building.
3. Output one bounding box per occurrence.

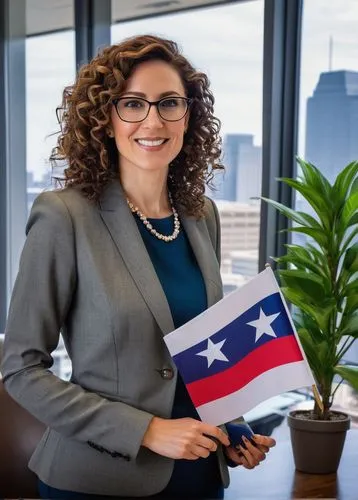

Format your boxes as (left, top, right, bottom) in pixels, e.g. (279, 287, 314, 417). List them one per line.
(213, 134, 262, 203)
(305, 70, 358, 182)
(231, 249, 258, 277)
(213, 134, 253, 201)
(236, 141, 262, 203)
(216, 200, 260, 272)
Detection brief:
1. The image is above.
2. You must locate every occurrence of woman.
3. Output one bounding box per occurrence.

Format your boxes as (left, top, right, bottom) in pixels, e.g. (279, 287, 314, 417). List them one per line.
(2, 35, 275, 499)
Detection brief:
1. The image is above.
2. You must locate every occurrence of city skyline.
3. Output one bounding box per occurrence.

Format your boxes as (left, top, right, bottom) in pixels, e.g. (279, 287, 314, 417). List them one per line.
(28, 62, 358, 197)
(26, 0, 358, 181)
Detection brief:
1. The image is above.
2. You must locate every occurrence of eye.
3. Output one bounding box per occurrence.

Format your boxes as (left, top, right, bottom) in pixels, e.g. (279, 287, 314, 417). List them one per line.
(160, 98, 180, 108)
(122, 99, 145, 108)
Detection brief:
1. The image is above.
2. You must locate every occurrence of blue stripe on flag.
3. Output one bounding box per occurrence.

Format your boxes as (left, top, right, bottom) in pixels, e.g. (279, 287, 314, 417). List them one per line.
(173, 292, 295, 384)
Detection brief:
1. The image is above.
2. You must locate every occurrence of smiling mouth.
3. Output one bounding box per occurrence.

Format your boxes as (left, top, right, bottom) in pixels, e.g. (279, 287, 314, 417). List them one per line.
(135, 139, 169, 147)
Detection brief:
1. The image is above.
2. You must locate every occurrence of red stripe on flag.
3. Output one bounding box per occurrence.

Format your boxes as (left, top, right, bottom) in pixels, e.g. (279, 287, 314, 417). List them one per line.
(186, 335, 304, 407)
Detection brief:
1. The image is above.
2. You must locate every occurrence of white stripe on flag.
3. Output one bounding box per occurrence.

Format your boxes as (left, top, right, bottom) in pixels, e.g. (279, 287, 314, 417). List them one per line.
(196, 360, 314, 426)
(165, 267, 279, 356)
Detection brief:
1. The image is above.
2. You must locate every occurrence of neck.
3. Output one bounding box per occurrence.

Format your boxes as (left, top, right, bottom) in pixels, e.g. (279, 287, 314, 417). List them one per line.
(119, 168, 172, 218)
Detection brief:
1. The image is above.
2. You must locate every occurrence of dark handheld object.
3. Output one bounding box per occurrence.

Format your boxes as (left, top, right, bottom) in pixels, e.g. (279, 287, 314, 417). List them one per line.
(225, 422, 255, 449)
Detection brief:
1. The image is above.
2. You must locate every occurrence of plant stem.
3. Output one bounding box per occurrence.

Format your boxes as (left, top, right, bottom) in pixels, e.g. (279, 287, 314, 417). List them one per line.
(331, 378, 344, 402)
(336, 337, 357, 362)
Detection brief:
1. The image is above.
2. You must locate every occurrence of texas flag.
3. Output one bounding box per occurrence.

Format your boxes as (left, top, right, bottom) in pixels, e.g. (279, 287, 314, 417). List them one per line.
(164, 267, 315, 425)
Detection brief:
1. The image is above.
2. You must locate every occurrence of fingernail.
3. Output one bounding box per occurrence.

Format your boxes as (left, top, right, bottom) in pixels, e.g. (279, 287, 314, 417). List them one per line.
(242, 435, 248, 441)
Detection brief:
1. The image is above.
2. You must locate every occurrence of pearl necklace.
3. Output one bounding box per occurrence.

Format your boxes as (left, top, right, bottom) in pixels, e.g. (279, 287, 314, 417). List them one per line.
(127, 193, 181, 243)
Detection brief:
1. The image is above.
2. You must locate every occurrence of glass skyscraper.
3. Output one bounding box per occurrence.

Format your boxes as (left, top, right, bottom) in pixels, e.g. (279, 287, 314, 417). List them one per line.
(305, 70, 358, 182)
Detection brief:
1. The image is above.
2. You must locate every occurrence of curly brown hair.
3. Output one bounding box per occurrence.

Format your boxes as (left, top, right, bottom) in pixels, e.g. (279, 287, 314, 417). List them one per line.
(51, 34, 224, 216)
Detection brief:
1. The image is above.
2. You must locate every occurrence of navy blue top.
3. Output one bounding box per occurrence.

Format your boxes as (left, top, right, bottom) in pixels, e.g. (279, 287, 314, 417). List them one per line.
(135, 214, 223, 499)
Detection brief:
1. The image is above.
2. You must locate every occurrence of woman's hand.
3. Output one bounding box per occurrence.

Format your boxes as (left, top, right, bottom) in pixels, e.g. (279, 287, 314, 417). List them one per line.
(225, 434, 276, 469)
(142, 416, 230, 460)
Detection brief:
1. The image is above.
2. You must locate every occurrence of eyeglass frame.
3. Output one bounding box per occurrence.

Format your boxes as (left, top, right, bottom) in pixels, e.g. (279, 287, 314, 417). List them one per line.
(112, 96, 192, 123)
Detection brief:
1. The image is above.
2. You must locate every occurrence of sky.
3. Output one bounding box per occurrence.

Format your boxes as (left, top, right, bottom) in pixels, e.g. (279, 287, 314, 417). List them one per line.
(26, 0, 358, 181)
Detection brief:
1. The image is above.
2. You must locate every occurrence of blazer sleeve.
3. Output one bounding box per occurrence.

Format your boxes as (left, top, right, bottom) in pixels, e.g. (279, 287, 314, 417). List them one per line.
(1, 192, 154, 461)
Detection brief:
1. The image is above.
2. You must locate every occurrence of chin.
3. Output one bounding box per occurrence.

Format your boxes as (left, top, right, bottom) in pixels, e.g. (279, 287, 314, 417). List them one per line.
(135, 159, 172, 171)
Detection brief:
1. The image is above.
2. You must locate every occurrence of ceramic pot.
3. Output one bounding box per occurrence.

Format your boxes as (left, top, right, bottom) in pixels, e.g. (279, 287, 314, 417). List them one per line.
(287, 410, 350, 474)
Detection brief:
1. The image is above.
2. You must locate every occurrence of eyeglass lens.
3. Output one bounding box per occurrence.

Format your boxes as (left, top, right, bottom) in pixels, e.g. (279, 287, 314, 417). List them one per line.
(116, 97, 188, 122)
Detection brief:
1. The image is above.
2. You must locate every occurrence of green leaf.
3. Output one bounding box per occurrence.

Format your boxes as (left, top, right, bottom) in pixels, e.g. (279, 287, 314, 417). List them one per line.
(295, 312, 324, 343)
(339, 191, 358, 229)
(305, 242, 327, 266)
(296, 157, 332, 195)
(261, 197, 322, 228)
(278, 244, 330, 282)
(278, 177, 332, 229)
(283, 226, 328, 248)
(344, 294, 358, 316)
(339, 227, 358, 257)
(350, 176, 358, 196)
(341, 278, 358, 297)
(297, 328, 322, 380)
(347, 212, 358, 228)
(332, 161, 358, 202)
(279, 269, 327, 301)
(342, 243, 358, 273)
(277, 254, 324, 278)
(281, 287, 334, 333)
(317, 342, 334, 378)
(334, 365, 358, 391)
(339, 314, 358, 337)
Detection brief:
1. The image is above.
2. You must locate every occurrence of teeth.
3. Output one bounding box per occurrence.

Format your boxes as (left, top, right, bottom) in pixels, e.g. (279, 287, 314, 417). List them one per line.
(137, 139, 166, 147)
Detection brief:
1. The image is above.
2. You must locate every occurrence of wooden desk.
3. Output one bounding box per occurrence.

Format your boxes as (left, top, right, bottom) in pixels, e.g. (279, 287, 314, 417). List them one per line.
(226, 422, 358, 499)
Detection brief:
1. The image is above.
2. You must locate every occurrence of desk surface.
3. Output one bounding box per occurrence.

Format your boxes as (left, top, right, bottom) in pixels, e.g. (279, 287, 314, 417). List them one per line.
(226, 421, 358, 500)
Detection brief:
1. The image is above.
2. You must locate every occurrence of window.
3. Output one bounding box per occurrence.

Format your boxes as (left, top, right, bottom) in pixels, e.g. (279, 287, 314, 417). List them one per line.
(25, 2, 76, 379)
(298, 0, 358, 178)
(111, 0, 264, 290)
(26, 30, 76, 214)
(297, 0, 358, 364)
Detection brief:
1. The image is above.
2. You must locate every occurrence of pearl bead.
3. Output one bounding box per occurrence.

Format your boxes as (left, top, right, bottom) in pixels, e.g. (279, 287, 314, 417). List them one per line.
(126, 192, 181, 243)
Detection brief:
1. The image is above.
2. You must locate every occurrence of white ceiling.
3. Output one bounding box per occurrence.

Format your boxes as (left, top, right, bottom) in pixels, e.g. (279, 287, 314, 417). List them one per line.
(26, 0, 247, 36)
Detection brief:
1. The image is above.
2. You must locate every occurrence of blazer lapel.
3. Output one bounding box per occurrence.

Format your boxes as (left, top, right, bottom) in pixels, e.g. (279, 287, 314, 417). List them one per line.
(99, 181, 175, 336)
(99, 181, 223, 334)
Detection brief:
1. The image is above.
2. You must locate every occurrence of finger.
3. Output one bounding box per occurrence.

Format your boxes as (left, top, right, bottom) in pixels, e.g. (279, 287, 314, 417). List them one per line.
(238, 444, 260, 468)
(225, 446, 244, 465)
(238, 449, 255, 469)
(255, 444, 270, 454)
(242, 436, 265, 462)
(201, 424, 230, 447)
(185, 451, 200, 461)
(252, 434, 276, 448)
(191, 444, 211, 459)
(198, 435, 218, 452)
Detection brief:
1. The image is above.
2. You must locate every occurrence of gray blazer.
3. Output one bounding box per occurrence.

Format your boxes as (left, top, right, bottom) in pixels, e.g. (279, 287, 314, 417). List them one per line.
(2, 180, 232, 497)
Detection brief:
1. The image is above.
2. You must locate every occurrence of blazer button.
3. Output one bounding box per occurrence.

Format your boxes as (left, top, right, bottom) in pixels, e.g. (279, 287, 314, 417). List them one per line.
(160, 368, 174, 380)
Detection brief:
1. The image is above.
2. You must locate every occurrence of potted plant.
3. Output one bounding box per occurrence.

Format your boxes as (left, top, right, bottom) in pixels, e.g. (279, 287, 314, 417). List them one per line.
(262, 158, 358, 474)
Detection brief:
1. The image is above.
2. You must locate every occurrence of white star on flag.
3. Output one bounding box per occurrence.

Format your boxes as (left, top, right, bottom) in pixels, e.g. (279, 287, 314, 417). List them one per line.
(196, 338, 229, 368)
(246, 308, 281, 342)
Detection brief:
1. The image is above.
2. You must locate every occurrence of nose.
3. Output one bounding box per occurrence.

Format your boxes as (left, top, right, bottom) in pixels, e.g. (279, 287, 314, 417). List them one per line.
(143, 103, 164, 128)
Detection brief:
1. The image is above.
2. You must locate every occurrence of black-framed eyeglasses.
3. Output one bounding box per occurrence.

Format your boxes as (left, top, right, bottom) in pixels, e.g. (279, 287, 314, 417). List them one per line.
(113, 96, 192, 123)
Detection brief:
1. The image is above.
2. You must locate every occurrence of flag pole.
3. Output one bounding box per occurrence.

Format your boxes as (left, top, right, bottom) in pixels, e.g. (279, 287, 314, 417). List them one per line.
(264, 262, 324, 414)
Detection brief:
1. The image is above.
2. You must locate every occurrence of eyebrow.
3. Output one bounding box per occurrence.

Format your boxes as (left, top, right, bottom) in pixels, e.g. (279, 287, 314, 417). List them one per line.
(120, 91, 182, 98)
